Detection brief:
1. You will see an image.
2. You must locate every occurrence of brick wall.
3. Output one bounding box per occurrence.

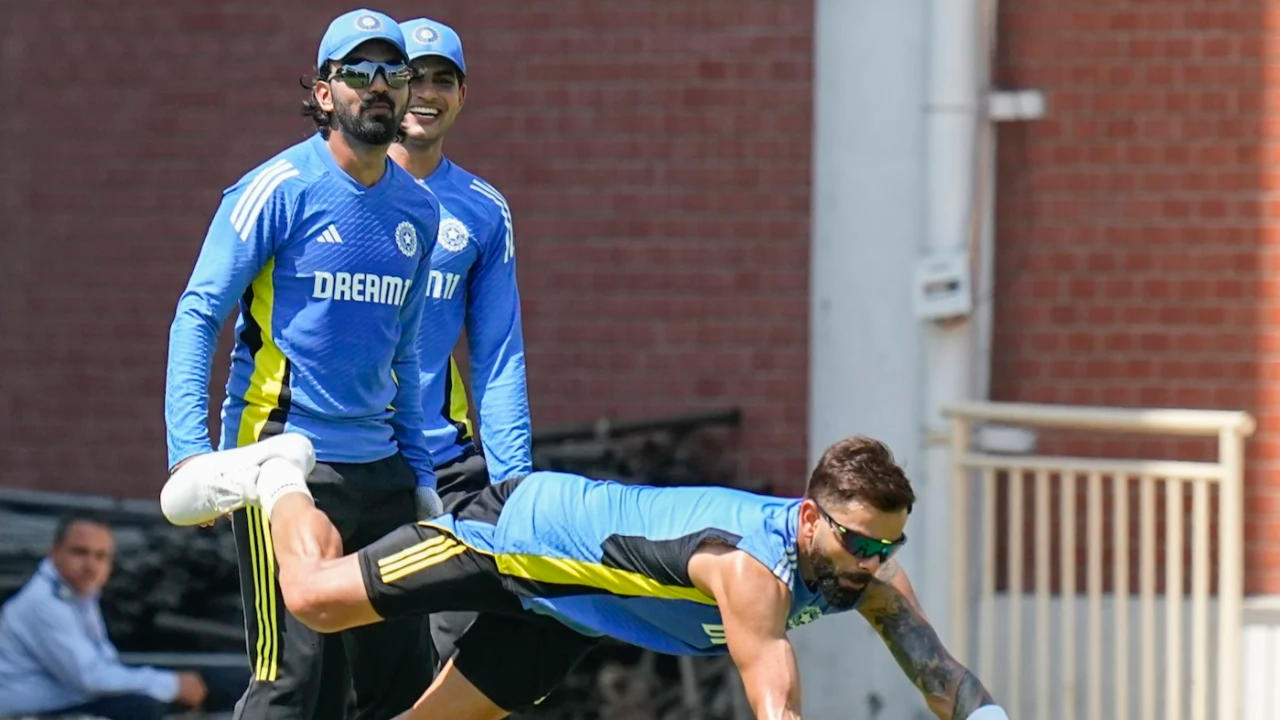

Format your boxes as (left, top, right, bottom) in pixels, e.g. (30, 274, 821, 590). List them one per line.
(0, 2, 813, 497)
(992, 1, 1278, 593)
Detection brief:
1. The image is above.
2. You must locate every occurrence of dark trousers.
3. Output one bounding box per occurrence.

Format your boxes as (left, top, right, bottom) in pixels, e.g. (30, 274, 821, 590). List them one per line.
(49, 693, 165, 720)
(231, 453, 434, 720)
(44, 666, 246, 719)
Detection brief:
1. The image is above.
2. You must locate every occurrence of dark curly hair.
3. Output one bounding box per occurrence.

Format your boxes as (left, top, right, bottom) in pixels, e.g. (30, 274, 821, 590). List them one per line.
(804, 436, 915, 514)
(300, 65, 334, 138)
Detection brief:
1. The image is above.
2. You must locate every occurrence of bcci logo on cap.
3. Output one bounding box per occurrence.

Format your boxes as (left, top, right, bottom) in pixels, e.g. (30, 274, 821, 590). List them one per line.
(413, 25, 440, 44)
(395, 222, 418, 257)
(355, 14, 383, 32)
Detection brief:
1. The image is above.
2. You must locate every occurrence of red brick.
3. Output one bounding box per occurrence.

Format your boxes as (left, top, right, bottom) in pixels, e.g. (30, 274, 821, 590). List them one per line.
(994, 0, 1278, 592)
(0, 0, 814, 500)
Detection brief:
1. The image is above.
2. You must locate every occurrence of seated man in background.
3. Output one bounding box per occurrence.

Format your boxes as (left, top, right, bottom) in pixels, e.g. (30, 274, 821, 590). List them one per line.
(0, 511, 208, 720)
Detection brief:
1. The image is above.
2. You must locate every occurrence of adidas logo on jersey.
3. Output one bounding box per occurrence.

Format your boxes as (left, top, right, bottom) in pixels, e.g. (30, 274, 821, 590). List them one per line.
(315, 224, 344, 244)
(312, 271, 411, 306)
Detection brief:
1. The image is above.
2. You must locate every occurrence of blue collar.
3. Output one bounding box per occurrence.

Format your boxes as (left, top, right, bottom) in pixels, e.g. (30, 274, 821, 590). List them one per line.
(38, 558, 93, 603)
(423, 156, 453, 185)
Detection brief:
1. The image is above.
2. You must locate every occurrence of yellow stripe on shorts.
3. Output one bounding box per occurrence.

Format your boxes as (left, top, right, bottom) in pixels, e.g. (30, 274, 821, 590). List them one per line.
(379, 536, 466, 585)
(377, 535, 453, 569)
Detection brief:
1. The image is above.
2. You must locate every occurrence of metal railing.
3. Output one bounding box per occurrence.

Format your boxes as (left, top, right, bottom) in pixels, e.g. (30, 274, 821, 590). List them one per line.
(944, 402, 1255, 720)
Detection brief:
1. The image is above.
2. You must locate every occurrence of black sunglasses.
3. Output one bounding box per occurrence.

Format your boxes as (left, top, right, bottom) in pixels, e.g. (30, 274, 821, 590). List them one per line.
(327, 60, 414, 90)
(812, 500, 907, 563)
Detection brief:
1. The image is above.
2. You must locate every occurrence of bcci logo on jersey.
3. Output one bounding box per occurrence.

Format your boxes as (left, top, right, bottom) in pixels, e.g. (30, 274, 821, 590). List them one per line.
(395, 221, 418, 257)
(787, 606, 822, 629)
(437, 218, 470, 253)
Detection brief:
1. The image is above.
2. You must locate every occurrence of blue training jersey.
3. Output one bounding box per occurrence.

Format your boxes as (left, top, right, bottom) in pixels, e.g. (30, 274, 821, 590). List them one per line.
(428, 472, 839, 655)
(166, 134, 441, 485)
(416, 158, 531, 480)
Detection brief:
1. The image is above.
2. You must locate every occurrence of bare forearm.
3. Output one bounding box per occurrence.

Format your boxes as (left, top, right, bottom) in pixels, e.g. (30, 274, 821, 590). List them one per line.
(743, 688, 802, 720)
(739, 645, 803, 720)
(861, 584, 994, 719)
(692, 548, 807, 720)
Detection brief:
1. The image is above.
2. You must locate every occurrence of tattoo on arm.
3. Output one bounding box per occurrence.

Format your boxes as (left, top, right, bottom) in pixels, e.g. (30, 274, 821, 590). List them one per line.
(859, 581, 994, 720)
(875, 558, 902, 584)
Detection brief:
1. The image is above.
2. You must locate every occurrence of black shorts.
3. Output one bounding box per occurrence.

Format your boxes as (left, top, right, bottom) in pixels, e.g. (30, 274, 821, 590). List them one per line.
(357, 480, 598, 711)
(427, 451, 494, 666)
(436, 447, 491, 504)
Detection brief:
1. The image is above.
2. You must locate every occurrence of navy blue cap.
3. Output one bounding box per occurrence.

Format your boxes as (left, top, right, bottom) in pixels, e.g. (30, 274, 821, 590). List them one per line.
(317, 9, 407, 69)
(400, 18, 466, 75)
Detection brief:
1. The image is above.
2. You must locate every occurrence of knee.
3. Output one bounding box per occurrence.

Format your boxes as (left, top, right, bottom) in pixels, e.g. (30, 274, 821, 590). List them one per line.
(281, 572, 348, 633)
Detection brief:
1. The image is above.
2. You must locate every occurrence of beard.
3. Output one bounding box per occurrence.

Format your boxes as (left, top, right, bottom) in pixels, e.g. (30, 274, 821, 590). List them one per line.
(333, 93, 404, 146)
(804, 550, 874, 610)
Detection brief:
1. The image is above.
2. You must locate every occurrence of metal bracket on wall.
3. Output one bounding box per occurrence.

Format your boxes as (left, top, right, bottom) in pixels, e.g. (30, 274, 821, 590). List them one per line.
(988, 89, 1047, 122)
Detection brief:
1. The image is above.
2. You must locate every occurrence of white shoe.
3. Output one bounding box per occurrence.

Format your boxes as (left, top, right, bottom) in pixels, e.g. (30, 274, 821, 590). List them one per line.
(251, 432, 316, 475)
(160, 433, 315, 526)
(160, 454, 262, 526)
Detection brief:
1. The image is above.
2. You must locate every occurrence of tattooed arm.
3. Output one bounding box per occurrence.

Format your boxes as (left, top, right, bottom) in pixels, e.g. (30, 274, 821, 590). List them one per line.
(856, 569, 996, 720)
(875, 558, 927, 619)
